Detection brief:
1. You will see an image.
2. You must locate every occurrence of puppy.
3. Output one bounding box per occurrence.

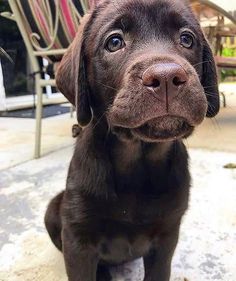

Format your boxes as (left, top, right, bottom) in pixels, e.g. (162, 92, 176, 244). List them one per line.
(45, 0, 219, 280)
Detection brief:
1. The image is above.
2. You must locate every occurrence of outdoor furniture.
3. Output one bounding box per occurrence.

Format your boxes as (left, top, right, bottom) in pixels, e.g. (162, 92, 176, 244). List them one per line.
(215, 56, 236, 107)
(191, 0, 236, 25)
(191, 0, 236, 107)
(1, 0, 92, 158)
(0, 60, 6, 111)
(191, 0, 236, 52)
(215, 56, 236, 68)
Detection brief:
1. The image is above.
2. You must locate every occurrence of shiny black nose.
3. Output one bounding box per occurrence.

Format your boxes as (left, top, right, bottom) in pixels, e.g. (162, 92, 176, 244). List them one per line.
(142, 63, 188, 102)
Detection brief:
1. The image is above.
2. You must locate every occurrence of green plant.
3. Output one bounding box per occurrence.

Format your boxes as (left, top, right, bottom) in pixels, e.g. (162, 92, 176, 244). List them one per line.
(222, 47, 236, 58)
(221, 47, 236, 81)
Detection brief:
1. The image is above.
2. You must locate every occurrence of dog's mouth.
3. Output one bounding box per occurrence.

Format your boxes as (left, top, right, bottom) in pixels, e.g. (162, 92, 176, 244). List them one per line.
(112, 116, 194, 142)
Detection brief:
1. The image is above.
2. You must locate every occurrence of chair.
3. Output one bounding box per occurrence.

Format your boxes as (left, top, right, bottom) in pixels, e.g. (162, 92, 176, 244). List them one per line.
(1, 0, 92, 158)
(191, 0, 236, 108)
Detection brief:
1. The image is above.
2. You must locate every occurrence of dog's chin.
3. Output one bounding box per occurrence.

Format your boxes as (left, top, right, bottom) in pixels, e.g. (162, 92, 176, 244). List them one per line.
(112, 116, 194, 143)
(132, 116, 194, 142)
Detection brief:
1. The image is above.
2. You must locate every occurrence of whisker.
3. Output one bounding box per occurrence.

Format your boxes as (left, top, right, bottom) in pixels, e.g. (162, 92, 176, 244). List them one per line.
(212, 117, 221, 131)
(206, 104, 219, 130)
(223, 104, 234, 111)
(192, 60, 211, 68)
(209, 116, 221, 131)
(106, 118, 112, 139)
(203, 85, 219, 89)
(183, 138, 190, 150)
(207, 104, 221, 131)
(205, 91, 218, 98)
(95, 81, 119, 91)
(207, 102, 215, 112)
(174, 140, 177, 158)
(92, 111, 107, 131)
(206, 92, 235, 111)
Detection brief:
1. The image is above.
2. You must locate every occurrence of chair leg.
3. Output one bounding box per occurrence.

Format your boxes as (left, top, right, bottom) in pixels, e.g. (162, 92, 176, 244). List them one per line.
(34, 74, 43, 159)
(70, 105, 75, 118)
(220, 92, 226, 108)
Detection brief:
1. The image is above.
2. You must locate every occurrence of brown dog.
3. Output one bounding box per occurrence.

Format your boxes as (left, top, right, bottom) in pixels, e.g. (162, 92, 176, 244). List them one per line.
(45, 1, 219, 280)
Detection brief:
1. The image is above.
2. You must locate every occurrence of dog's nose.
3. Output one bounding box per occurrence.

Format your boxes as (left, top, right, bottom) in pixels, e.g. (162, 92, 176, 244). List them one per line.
(142, 63, 188, 103)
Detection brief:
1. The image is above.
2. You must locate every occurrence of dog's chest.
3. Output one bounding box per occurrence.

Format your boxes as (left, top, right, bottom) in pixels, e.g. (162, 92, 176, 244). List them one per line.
(108, 193, 164, 224)
(95, 195, 167, 263)
(88, 194, 167, 264)
(98, 232, 153, 264)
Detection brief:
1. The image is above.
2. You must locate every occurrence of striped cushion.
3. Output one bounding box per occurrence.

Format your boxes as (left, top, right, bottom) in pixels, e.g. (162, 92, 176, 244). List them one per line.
(16, 0, 91, 62)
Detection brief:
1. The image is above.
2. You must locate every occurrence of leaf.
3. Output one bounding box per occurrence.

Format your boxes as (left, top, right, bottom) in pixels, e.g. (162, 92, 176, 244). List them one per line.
(223, 163, 236, 169)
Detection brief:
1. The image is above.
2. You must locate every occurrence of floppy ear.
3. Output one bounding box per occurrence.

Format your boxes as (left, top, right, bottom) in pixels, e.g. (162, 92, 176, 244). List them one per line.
(56, 14, 92, 127)
(201, 39, 220, 118)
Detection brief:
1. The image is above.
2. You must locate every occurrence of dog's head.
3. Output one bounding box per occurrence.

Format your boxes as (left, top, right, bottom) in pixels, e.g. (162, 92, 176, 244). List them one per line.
(56, 0, 219, 142)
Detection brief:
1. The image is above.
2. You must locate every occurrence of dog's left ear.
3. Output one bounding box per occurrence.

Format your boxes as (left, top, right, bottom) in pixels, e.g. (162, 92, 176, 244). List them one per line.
(76, 41, 93, 127)
(56, 14, 93, 127)
(201, 38, 220, 117)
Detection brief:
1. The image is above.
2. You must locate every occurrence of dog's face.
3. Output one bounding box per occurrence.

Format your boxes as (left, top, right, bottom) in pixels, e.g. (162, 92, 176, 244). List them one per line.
(56, 0, 219, 142)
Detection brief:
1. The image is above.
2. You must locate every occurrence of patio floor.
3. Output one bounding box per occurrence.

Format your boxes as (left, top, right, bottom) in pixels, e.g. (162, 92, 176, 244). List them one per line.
(0, 147, 235, 281)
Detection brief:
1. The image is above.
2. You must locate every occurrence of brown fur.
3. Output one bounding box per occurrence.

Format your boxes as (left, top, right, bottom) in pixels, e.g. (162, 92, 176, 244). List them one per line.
(45, 1, 219, 280)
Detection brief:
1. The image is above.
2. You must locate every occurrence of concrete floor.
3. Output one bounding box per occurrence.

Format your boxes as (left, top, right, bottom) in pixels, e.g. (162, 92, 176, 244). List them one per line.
(0, 147, 235, 281)
(0, 110, 75, 170)
(188, 105, 236, 153)
(0, 89, 236, 280)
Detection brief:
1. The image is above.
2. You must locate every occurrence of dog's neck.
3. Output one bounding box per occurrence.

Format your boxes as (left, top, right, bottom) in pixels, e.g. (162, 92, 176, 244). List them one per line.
(74, 121, 188, 197)
(110, 137, 173, 173)
(83, 120, 178, 174)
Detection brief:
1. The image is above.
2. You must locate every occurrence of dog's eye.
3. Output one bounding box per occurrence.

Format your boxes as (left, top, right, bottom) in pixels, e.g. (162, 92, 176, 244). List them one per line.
(180, 32, 194, 48)
(105, 35, 125, 52)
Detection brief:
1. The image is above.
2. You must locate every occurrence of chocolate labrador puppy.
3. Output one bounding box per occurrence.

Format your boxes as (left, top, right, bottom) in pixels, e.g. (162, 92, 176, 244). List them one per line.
(45, 0, 219, 280)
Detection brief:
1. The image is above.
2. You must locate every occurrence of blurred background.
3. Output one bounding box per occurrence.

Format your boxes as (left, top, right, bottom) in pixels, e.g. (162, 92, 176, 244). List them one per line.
(0, 0, 235, 165)
(0, 1, 235, 281)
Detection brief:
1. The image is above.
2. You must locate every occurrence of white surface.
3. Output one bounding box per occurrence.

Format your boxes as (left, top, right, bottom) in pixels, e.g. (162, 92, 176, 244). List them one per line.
(4, 93, 67, 111)
(0, 147, 235, 281)
(210, 0, 236, 12)
(0, 60, 6, 111)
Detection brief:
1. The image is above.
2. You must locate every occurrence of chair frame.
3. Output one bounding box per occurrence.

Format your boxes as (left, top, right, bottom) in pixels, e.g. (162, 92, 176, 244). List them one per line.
(1, 0, 87, 158)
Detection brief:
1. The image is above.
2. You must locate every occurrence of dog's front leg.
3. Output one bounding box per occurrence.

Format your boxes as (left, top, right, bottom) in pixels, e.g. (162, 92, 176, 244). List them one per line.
(62, 227, 98, 281)
(143, 228, 180, 281)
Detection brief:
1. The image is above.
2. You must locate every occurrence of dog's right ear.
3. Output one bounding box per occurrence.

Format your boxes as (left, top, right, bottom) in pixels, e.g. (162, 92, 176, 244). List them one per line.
(56, 14, 93, 127)
(201, 38, 220, 118)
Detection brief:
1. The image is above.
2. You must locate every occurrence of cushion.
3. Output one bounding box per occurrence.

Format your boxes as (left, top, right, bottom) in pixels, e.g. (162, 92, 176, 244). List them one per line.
(16, 0, 90, 62)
